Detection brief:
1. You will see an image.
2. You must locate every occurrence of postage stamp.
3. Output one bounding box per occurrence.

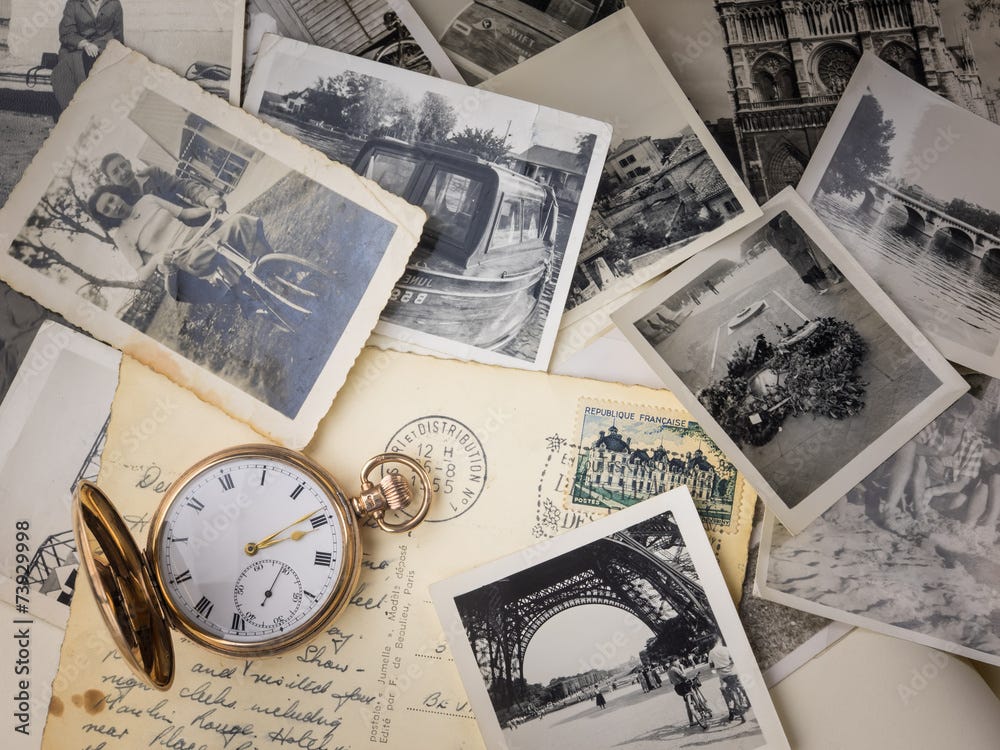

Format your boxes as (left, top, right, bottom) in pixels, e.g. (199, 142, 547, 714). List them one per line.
(563, 399, 751, 534)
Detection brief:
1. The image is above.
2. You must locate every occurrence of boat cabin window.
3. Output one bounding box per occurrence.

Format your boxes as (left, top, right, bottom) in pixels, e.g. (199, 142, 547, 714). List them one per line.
(420, 168, 485, 246)
(489, 197, 543, 251)
(490, 198, 522, 250)
(361, 150, 420, 195)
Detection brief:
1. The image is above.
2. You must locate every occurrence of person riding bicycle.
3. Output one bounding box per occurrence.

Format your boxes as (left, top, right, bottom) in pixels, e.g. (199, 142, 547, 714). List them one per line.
(709, 638, 747, 723)
(665, 656, 699, 727)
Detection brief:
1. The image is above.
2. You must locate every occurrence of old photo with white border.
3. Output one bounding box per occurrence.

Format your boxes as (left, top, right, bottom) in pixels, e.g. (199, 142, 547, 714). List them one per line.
(613, 189, 967, 533)
(757, 372, 1000, 666)
(432, 487, 790, 750)
(245, 35, 612, 370)
(243, 0, 463, 83)
(0, 44, 424, 448)
(797, 54, 1000, 379)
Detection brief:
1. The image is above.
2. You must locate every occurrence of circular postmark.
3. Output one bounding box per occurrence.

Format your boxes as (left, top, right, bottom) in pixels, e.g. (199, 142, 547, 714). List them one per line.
(382, 415, 487, 523)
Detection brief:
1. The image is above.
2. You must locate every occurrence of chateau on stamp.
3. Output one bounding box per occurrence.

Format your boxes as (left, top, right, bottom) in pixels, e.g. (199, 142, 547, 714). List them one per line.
(574, 420, 738, 511)
(714, 0, 996, 200)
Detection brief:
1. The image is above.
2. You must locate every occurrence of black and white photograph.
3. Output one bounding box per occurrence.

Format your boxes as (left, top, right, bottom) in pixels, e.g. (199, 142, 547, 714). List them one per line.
(432, 488, 790, 750)
(797, 55, 1000, 379)
(244, 36, 612, 369)
(627, 0, 1000, 203)
(481, 9, 759, 328)
(0, 47, 425, 448)
(0, 0, 243, 207)
(408, 0, 625, 83)
(758, 372, 1000, 666)
(243, 0, 463, 83)
(613, 189, 968, 533)
(0, 321, 117, 629)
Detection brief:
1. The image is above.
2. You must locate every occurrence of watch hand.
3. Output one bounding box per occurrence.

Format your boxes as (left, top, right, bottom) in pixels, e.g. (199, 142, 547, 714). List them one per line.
(245, 508, 320, 555)
(253, 528, 315, 552)
(261, 568, 283, 607)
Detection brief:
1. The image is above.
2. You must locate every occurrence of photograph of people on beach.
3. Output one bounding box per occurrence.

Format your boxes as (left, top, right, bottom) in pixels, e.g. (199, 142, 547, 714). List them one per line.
(759, 372, 1000, 666)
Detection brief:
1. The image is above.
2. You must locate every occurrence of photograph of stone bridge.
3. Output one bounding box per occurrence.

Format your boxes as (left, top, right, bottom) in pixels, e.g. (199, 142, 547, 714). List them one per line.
(862, 180, 1000, 269)
(803, 56, 1000, 371)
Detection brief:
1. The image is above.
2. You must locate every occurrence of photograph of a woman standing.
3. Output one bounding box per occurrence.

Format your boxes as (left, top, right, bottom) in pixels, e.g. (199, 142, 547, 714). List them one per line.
(52, 0, 125, 111)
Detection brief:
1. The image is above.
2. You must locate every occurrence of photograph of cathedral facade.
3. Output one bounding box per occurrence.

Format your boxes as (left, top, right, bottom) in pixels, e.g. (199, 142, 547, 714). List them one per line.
(570, 415, 738, 524)
(715, 0, 997, 200)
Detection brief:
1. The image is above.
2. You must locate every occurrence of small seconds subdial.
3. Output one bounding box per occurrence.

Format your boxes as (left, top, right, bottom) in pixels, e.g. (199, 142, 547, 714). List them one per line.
(234, 559, 303, 632)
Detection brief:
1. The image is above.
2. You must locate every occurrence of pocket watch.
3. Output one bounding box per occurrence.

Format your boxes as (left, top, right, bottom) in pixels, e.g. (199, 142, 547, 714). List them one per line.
(73, 444, 431, 690)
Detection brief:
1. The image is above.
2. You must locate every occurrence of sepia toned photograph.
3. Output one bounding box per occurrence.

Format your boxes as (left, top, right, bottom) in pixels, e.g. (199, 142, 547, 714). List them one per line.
(798, 55, 1000, 378)
(613, 189, 967, 533)
(627, 0, 1000, 203)
(243, 0, 463, 83)
(0, 47, 424, 447)
(481, 9, 759, 328)
(0, 0, 243, 207)
(432, 488, 790, 750)
(408, 0, 625, 83)
(245, 36, 612, 369)
(758, 372, 1000, 667)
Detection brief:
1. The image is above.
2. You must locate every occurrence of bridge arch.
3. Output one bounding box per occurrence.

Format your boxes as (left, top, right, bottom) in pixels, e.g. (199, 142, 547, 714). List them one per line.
(453, 516, 715, 716)
(932, 225, 975, 254)
(895, 202, 927, 233)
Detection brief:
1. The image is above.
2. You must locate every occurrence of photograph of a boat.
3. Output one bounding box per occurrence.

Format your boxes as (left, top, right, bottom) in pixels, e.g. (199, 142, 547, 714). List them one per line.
(353, 137, 558, 349)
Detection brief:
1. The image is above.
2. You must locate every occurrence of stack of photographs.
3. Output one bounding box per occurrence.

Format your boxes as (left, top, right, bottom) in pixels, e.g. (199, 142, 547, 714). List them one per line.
(4, 3, 1000, 748)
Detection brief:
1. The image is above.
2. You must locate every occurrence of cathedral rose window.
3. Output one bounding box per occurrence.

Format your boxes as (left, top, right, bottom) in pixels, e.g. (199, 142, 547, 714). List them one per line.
(816, 45, 861, 93)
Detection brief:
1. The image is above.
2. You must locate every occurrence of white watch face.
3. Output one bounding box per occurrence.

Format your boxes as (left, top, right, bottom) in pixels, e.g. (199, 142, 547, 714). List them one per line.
(155, 455, 345, 644)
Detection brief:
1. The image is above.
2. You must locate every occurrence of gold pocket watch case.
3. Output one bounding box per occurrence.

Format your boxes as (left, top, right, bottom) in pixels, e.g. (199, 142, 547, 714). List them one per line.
(73, 444, 430, 690)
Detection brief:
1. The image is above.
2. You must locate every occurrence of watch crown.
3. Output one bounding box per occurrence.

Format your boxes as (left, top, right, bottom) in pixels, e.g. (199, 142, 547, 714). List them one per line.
(378, 473, 413, 511)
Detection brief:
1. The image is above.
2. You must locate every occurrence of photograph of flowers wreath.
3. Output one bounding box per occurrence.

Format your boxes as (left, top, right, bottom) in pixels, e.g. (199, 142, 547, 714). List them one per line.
(701, 317, 868, 447)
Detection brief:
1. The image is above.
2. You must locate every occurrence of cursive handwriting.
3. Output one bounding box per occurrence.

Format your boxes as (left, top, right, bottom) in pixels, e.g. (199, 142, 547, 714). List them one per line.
(297, 645, 349, 673)
(178, 682, 237, 710)
(349, 582, 386, 611)
(267, 725, 345, 749)
(189, 707, 254, 748)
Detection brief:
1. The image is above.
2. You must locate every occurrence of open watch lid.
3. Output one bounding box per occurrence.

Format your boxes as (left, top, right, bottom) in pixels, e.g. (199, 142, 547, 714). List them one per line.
(73, 481, 175, 690)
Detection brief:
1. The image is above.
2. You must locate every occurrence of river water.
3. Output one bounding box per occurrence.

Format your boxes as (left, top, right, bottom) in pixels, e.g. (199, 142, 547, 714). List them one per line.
(811, 190, 1000, 358)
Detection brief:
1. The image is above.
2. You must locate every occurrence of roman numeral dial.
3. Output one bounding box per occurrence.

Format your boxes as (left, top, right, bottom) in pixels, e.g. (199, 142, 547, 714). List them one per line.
(155, 453, 347, 646)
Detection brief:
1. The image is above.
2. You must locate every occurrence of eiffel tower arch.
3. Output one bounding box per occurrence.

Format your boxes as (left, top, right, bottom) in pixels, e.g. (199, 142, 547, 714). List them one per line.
(454, 514, 716, 715)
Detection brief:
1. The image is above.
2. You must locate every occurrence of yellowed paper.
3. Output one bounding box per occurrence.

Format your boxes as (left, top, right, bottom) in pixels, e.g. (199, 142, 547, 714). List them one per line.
(42, 348, 754, 749)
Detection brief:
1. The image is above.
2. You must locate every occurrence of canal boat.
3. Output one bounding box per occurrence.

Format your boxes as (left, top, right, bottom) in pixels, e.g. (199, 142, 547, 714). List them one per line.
(352, 137, 559, 349)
